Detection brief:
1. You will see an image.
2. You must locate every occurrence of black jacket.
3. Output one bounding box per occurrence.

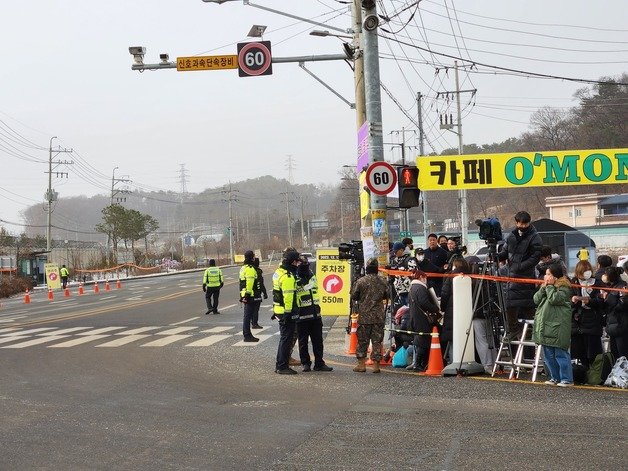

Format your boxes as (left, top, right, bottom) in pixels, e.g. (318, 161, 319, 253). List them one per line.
(498, 225, 543, 309)
(408, 280, 440, 351)
(605, 281, 628, 337)
(570, 277, 605, 336)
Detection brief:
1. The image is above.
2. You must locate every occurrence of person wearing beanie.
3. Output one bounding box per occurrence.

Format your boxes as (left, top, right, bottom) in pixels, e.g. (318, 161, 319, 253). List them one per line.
(273, 249, 301, 374)
(251, 257, 267, 329)
(350, 258, 389, 373)
(389, 241, 419, 313)
(202, 259, 224, 315)
(239, 249, 260, 342)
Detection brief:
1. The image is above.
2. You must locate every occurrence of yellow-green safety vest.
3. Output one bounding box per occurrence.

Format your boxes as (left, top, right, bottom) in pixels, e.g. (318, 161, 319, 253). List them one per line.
(272, 266, 296, 315)
(203, 267, 223, 288)
(239, 264, 257, 298)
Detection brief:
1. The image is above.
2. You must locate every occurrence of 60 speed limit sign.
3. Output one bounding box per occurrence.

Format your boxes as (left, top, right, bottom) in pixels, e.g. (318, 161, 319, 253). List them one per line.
(237, 41, 272, 77)
(365, 161, 397, 196)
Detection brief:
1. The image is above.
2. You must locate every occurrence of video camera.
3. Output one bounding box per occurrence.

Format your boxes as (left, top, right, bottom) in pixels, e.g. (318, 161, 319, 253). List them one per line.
(338, 240, 364, 264)
(475, 217, 502, 242)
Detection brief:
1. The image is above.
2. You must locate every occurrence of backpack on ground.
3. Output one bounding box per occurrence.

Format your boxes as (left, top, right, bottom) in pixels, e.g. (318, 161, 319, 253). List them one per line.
(586, 352, 615, 385)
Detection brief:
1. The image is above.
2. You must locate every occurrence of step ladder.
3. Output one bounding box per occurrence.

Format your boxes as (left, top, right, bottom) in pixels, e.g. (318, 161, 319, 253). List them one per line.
(492, 320, 544, 382)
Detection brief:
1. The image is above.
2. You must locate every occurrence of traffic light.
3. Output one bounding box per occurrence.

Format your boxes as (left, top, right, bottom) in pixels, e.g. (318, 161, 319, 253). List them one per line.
(397, 166, 420, 208)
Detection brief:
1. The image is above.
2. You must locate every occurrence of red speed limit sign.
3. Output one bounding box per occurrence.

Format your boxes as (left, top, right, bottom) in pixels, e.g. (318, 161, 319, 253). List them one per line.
(365, 161, 397, 195)
(237, 41, 272, 77)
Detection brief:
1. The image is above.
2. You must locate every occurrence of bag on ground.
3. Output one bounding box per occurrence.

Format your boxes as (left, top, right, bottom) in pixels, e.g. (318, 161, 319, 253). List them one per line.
(604, 356, 628, 389)
(392, 345, 408, 368)
(586, 352, 615, 385)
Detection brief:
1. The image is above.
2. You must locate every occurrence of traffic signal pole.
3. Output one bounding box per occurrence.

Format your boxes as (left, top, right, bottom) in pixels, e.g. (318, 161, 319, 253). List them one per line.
(362, 1, 389, 265)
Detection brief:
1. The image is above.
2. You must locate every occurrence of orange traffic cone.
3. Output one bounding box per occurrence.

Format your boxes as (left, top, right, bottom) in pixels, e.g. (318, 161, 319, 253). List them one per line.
(24, 289, 31, 304)
(346, 314, 359, 355)
(78, 283, 84, 295)
(420, 326, 444, 376)
(94, 282, 100, 294)
(105, 280, 111, 291)
(64, 287, 70, 297)
(116, 279, 122, 289)
(47, 288, 54, 301)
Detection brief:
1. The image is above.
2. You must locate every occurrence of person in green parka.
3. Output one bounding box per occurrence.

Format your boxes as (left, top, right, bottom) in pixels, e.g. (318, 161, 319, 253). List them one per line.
(533, 263, 574, 387)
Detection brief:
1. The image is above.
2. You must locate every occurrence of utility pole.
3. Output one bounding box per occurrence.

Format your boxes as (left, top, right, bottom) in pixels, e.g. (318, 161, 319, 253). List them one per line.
(340, 200, 345, 241)
(362, 1, 388, 264)
(299, 195, 306, 248)
(352, 0, 366, 127)
(280, 187, 294, 247)
(46, 137, 73, 252)
(438, 61, 476, 245)
(222, 182, 236, 264)
(418, 92, 429, 244)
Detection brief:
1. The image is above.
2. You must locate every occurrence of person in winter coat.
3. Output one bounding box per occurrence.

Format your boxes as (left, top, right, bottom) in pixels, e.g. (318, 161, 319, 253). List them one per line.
(407, 270, 441, 372)
(533, 263, 573, 387)
(251, 257, 268, 329)
(439, 256, 471, 362)
(570, 260, 605, 368)
(498, 211, 543, 340)
(600, 265, 628, 358)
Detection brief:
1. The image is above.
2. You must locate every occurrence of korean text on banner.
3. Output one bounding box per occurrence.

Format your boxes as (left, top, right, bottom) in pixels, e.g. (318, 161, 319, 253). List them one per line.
(44, 263, 61, 290)
(315, 249, 351, 316)
(416, 148, 628, 191)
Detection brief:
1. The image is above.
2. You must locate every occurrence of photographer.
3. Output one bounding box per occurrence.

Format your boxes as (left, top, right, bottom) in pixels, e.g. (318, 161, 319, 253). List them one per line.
(389, 242, 418, 311)
(498, 211, 543, 340)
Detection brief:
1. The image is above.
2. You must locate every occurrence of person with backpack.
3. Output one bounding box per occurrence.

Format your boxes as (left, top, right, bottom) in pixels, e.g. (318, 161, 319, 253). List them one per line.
(533, 263, 573, 387)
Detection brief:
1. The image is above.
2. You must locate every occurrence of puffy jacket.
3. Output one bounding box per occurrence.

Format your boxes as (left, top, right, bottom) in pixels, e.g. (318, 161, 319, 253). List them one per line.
(570, 276, 604, 336)
(272, 264, 297, 318)
(532, 277, 572, 350)
(499, 225, 543, 309)
(605, 282, 628, 337)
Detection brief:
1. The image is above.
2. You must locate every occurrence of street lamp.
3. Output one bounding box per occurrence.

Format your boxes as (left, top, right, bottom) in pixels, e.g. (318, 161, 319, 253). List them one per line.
(309, 29, 353, 40)
(247, 24, 267, 38)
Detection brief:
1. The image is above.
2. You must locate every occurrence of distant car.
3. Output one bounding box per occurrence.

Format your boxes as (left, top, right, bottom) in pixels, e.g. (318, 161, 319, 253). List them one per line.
(472, 241, 505, 262)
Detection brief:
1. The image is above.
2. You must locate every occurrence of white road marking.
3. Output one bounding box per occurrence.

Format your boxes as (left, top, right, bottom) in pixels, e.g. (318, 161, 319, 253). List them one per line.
(48, 335, 111, 348)
(0, 327, 20, 334)
(100, 295, 116, 300)
(220, 303, 238, 311)
(0, 327, 57, 337)
(125, 296, 143, 301)
(169, 317, 199, 326)
(77, 327, 127, 335)
(141, 335, 192, 347)
(96, 334, 151, 347)
(186, 334, 232, 347)
(115, 327, 161, 335)
(233, 334, 273, 346)
(157, 327, 197, 335)
(0, 319, 16, 324)
(38, 327, 93, 336)
(200, 326, 234, 333)
(2, 335, 69, 348)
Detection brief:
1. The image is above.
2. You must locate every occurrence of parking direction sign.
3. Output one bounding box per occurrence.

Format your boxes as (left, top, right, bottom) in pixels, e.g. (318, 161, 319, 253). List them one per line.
(237, 41, 272, 77)
(365, 161, 397, 196)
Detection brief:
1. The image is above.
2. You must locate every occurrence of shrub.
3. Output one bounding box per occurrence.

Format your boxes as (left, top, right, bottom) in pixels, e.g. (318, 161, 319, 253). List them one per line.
(0, 276, 33, 299)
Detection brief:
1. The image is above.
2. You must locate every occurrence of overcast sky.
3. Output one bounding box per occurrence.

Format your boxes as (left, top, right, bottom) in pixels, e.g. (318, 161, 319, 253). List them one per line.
(1, 0, 626, 234)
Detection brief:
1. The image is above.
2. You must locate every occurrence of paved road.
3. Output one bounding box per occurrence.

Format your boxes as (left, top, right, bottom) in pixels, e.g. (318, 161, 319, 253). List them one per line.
(0, 268, 626, 470)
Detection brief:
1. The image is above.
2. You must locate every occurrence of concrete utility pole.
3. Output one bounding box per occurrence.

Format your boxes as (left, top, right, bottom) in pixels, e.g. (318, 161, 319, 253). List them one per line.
(280, 187, 294, 248)
(352, 0, 366, 127)
(362, 1, 388, 263)
(417, 92, 429, 244)
(46, 137, 73, 252)
(299, 195, 306, 248)
(438, 61, 476, 246)
(222, 183, 236, 264)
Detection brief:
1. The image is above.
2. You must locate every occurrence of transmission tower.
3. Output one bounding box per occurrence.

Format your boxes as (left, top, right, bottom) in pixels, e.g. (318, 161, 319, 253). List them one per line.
(179, 163, 189, 201)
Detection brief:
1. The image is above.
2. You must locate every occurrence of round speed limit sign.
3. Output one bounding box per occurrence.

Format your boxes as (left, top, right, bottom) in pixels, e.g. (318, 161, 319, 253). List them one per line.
(237, 41, 273, 77)
(365, 161, 397, 195)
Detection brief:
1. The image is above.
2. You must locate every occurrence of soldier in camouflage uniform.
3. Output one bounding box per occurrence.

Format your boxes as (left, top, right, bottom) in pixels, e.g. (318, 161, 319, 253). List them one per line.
(350, 258, 390, 373)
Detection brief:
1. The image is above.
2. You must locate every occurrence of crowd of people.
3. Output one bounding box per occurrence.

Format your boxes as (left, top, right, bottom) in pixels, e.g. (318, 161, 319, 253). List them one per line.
(381, 211, 628, 385)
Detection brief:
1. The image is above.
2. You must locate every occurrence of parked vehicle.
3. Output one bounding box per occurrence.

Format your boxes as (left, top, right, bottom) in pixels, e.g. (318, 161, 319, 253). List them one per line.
(472, 241, 505, 262)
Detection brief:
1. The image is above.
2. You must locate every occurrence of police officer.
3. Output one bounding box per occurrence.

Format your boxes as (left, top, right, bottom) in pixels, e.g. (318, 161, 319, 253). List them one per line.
(60, 264, 69, 289)
(239, 250, 259, 342)
(295, 255, 333, 372)
(251, 257, 267, 329)
(273, 249, 300, 374)
(202, 259, 224, 315)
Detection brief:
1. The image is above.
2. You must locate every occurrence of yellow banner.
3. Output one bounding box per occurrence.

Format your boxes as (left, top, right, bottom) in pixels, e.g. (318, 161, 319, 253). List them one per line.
(44, 263, 61, 290)
(177, 55, 238, 71)
(416, 148, 628, 190)
(315, 249, 351, 316)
